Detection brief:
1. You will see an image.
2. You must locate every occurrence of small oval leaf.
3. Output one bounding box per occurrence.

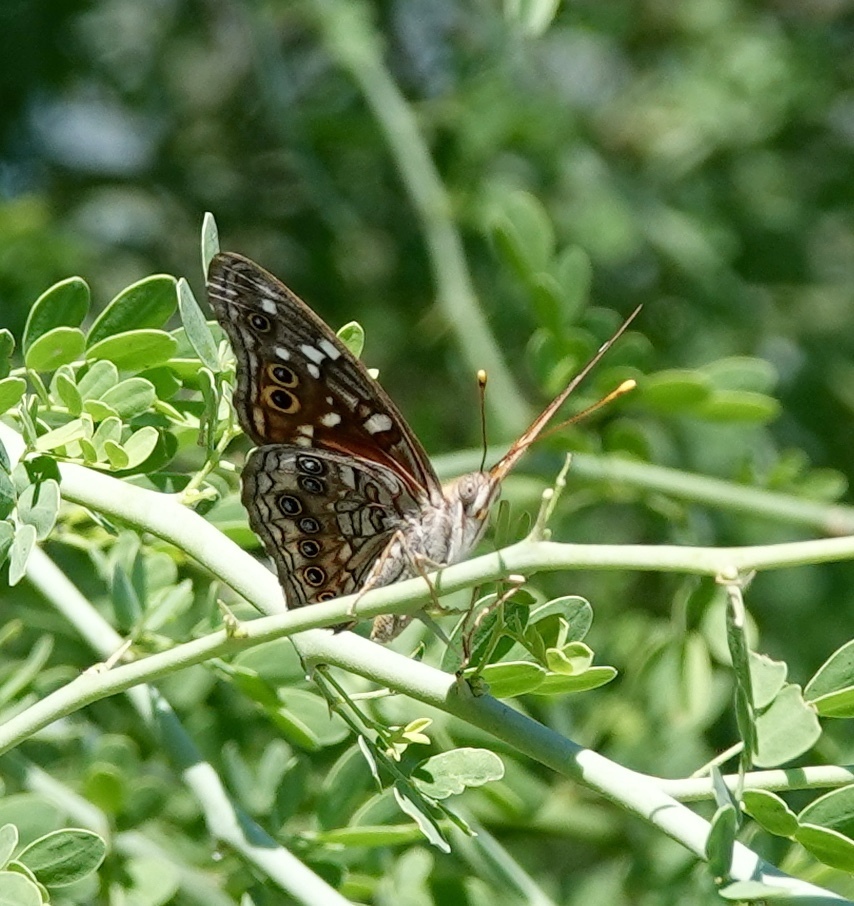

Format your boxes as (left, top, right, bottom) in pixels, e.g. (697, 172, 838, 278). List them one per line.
(86, 330, 177, 371)
(8, 524, 37, 586)
(24, 327, 86, 372)
(23, 277, 90, 353)
(0, 378, 26, 416)
(99, 378, 156, 419)
(412, 748, 504, 800)
(17, 479, 60, 541)
(17, 829, 106, 887)
(87, 275, 177, 346)
(177, 279, 219, 371)
(476, 661, 546, 698)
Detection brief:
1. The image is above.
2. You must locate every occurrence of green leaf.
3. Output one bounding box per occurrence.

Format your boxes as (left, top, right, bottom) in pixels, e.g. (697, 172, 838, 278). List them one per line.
(87, 275, 178, 346)
(52, 372, 82, 416)
(718, 879, 797, 900)
(726, 592, 757, 761)
(24, 327, 86, 372)
(177, 278, 219, 371)
(0, 636, 53, 709)
(121, 427, 159, 470)
(22, 277, 89, 353)
(0, 330, 14, 380)
(805, 638, 854, 705)
(529, 596, 593, 641)
(809, 687, 854, 719)
(0, 378, 26, 417)
(750, 652, 788, 710)
(0, 870, 42, 906)
(0, 521, 14, 571)
(552, 245, 592, 327)
(277, 690, 349, 748)
(99, 378, 156, 419)
(393, 784, 450, 853)
(317, 747, 372, 830)
(18, 829, 106, 887)
(0, 826, 18, 870)
(794, 823, 854, 872)
(754, 685, 821, 767)
(92, 417, 122, 458)
(81, 400, 118, 422)
(103, 440, 129, 470)
(545, 641, 594, 675)
(798, 784, 854, 841)
(34, 418, 92, 453)
(699, 356, 778, 394)
(706, 803, 738, 880)
(77, 360, 118, 400)
(0, 794, 63, 848)
(138, 366, 181, 401)
(412, 748, 504, 800)
(337, 322, 365, 359)
(742, 789, 799, 837)
(8, 524, 37, 586)
(201, 211, 220, 275)
(86, 330, 177, 371)
(695, 390, 781, 424)
(122, 855, 179, 905)
(531, 666, 618, 695)
(476, 661, 546, 698)
(527, 273, 563, 334)
(314, 824, 426, 847)
(637, 369, 711, 411)
(489, 189, 555, 276)
(17, 479, 60, 541)
(506, 0, 561, 36)
(112, 564, 142, 631)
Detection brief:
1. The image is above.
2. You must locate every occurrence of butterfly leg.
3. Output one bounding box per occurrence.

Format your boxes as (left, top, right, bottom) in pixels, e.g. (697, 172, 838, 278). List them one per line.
(346, 529, 409, 620)
(368, 541, 447, 643)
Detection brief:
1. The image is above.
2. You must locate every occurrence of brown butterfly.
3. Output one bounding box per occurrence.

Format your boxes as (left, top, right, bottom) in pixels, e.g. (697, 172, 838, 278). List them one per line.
(207, 252, 639, 640)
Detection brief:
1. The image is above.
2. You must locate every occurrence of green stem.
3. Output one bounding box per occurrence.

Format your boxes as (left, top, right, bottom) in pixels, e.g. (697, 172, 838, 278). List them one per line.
(312, 0, 530, 437)
(434, 447, 854, 535)
(3, 426, 853, 898)
(22, 548, 350, 906)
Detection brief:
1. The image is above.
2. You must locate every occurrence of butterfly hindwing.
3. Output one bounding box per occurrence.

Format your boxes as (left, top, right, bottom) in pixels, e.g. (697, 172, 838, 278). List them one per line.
(207, 252, 441, 501)
(241, 447, 420, 608)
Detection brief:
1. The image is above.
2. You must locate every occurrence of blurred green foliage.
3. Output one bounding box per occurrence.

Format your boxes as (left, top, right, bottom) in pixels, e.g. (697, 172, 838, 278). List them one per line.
(3, 0, 854, 903)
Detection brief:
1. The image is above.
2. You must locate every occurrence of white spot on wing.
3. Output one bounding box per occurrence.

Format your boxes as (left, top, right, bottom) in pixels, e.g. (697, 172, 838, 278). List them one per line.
(320, 412, 342, 427)
(274, 345, 291, 360)
(261, 298, 277, 315)
(319, 339, 341, 360)
(300, 344, 325, 364)
(364, 413, 393, 434)
(307, 363, 320, 379)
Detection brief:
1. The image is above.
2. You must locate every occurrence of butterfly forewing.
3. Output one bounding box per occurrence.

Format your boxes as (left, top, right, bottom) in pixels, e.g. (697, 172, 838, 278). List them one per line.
(207, 252, 441, 501)
(242, 448, 419, 608)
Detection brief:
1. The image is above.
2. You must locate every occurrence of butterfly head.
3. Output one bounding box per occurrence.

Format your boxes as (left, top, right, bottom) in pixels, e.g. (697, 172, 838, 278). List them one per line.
(444, 470, 500, 557)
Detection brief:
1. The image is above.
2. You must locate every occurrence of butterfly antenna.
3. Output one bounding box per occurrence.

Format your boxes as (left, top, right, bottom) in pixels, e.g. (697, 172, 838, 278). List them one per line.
(537, 379, 637, 444)
(490, 304, 642, 483)
(477, 369, 488, 472)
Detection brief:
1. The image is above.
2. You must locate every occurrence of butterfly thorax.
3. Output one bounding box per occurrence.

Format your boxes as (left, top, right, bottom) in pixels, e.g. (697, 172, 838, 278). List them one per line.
(366, 470, 497, 642)
(364, 470, 497, 586)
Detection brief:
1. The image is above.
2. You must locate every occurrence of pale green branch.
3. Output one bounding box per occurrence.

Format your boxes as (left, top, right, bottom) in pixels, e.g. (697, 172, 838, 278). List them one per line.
(5, 425, 854, 899)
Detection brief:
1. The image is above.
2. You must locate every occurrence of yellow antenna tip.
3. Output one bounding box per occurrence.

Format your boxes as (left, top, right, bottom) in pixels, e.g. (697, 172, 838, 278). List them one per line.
(477, 369, 487, 387)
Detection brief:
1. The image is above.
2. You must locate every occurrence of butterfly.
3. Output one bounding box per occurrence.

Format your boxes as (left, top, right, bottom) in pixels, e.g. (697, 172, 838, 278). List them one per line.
(207, 252, 639, 641)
